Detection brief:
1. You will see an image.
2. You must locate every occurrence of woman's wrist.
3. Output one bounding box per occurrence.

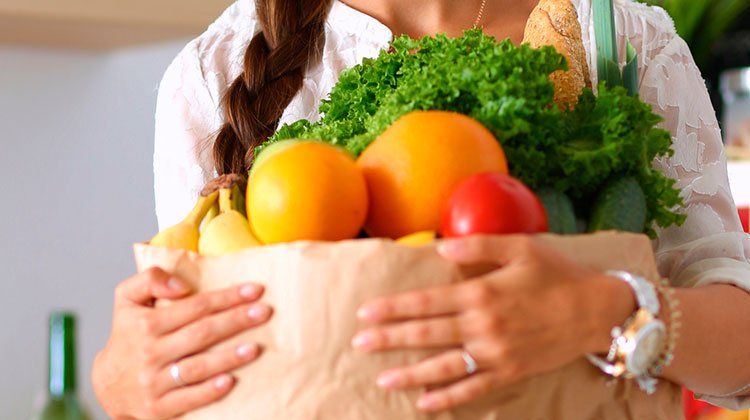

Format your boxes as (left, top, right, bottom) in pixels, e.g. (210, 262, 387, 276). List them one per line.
(584, 273, 637, 354)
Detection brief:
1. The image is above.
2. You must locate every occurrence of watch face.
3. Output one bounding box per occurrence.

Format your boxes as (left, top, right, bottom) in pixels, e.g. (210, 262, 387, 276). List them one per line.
(627, 322, 666, 375)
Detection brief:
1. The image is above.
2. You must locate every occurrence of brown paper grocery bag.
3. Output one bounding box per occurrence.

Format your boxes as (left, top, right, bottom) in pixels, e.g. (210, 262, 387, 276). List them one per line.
(133, 231, 683, 419)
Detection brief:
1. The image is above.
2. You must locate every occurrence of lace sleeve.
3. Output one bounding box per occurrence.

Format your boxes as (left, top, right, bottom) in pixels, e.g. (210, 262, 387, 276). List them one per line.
(636, 32, 750, 292)
(633, 8, 750, 411)
(599, 1, 750, 295)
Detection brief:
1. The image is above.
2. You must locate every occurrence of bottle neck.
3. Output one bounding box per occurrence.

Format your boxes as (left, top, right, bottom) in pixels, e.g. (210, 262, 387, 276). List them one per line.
(48, 313, 77, 398)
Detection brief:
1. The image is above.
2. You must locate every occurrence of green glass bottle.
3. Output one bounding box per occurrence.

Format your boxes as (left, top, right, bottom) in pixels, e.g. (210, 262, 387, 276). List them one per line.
(36, 312, 91, 420)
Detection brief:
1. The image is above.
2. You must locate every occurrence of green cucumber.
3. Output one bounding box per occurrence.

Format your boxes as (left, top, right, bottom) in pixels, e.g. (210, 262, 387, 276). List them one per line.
(587, 176, 647, 233)
(536, 188, 578, 235)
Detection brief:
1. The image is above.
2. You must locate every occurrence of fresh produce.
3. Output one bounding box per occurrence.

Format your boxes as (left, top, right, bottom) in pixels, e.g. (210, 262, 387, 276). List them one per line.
(250, 138, 304, 175)
(265, 30, 565, 157)
(587, 176, 647, 234)
(199, 179, 260, 256)
(395, 231, 437, 247)
(441, 172, 548, 238)
(147, 25, 686, 249)
(246, 140, 368, 244)
(203, 202, 220, 227)
(200, 173, 248, 227)
(266, 29, 685, 236)
(150, 191, 218, 251)
(356, 110, 508, 239)
(593, 0, 638, 95)
(536, 187, 578, 234)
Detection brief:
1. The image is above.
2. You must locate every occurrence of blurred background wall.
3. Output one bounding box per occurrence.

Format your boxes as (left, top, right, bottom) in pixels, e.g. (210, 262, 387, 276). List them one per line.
(0, 1, 234, 418)
(0, 40, 188, 419)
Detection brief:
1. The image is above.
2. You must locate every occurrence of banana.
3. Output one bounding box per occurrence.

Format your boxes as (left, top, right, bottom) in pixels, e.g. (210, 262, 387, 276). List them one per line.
(199, 184, 260, 256)
(203, 202, 220, 228)
(395, 230, 437, 246)
(231, 186, 247, 218)
(150, 191, 218, 252)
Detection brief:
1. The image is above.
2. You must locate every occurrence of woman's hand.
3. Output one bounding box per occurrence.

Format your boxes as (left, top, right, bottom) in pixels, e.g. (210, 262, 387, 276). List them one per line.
(92, 267, 272, 419)
(352, 235, 635, 412)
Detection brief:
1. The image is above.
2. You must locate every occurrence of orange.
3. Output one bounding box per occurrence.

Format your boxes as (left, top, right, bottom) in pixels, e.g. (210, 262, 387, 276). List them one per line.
(357, 111, 508, 239)
(250, 138, 304, 175)
(246, 140, 368, 244)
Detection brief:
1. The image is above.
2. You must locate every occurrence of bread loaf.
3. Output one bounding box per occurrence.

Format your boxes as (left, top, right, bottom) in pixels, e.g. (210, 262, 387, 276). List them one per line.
(523, 0, 590, 108)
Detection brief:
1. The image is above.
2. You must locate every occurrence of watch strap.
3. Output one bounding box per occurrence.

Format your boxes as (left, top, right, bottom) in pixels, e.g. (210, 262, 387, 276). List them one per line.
(606, 270, 660, 315)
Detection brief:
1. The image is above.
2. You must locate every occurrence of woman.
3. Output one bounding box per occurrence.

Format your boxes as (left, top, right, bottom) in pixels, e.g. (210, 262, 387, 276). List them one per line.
(92, 0, 750, 418)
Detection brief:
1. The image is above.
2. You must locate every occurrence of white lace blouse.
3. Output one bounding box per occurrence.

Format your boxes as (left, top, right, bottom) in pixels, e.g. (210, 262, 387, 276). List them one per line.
(153, 0, 750, 408)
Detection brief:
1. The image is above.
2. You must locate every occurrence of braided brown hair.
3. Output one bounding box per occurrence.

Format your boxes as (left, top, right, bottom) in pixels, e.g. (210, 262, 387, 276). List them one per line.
(213, 0, 333, 175)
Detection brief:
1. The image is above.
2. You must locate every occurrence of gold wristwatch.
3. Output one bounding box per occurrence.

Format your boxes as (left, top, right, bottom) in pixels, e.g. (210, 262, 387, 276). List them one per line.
(586, 271, 666, 394)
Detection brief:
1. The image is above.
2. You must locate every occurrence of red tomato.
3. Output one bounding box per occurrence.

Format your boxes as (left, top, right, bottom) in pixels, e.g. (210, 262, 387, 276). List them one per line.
(441, 172, 548, 238)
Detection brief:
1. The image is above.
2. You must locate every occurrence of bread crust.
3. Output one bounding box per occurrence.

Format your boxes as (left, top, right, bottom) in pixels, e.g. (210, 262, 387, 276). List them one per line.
(523, 0, 590, 108)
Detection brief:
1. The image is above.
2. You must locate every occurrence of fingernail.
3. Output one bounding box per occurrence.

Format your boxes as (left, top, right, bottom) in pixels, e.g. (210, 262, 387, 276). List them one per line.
(248, 305, 270, 320)
(351, 331, 375, 350)
(437, 240, 461, 256)
(240, 284, 262, 299)
(417, 394, 440, 411)
(357, 306, 379, 321)
(376, 371, 400, 388)
(213, 374, 233, 390)
(236, 343, 259, 359)
(167, 277, 189, 292)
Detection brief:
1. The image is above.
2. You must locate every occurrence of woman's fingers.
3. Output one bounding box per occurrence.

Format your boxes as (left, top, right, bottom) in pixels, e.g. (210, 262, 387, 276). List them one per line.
(352, 317, 464, 351)
(153, 342, 261, 396)
(154, 302, 272, 363)
(145, 374, 236, 419)
(150, 283, 265, 335)
(98, 271, 273, 420)
(415, 371, 500, 412)
(115, 267, 192, 307)
(363, 236, 613, 413)
(357, 280, 495, 322)
(376, 349, 469, 389)
(437, 235, 533, 265)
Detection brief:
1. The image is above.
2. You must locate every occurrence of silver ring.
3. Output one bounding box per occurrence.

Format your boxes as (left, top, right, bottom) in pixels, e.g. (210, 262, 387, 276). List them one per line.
(461, 350, 478, 375)
(170, 362, 186, 386)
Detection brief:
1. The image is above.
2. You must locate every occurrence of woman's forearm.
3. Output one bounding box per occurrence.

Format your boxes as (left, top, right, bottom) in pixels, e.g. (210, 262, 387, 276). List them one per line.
(662, 284, 750, 396)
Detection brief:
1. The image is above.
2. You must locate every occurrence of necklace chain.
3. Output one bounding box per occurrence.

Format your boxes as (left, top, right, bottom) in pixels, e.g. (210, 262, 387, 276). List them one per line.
(473, 0, 487, 27)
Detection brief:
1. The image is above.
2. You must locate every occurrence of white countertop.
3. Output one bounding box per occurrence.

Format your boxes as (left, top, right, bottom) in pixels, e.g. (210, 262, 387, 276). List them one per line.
(728, 161, 750, 206)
